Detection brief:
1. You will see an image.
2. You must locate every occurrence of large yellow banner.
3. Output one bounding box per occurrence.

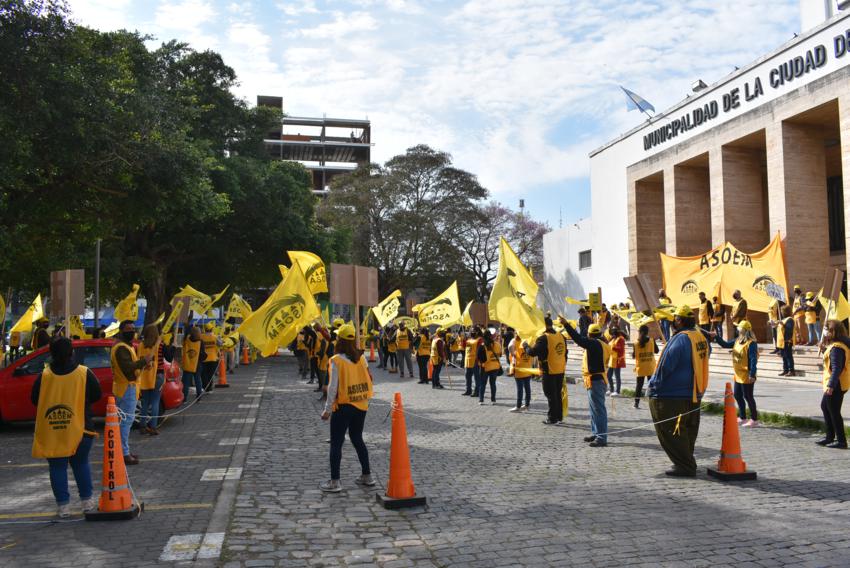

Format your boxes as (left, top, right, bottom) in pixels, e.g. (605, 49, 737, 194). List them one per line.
(660, 233, 788, 314)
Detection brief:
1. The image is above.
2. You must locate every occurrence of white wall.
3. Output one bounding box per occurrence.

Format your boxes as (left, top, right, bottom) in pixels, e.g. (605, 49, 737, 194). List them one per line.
(801, 0, 839, 32)
(541, 218, 595, 318)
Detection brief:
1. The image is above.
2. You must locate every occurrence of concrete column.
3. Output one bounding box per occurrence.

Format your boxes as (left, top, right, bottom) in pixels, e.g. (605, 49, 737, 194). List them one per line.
(665, 163, 712, 256)
(717, 146, 769, 251)
(840, 95, 850, 283)
(708, 147, 726, 248)
(766, 121, 829, 292)
(629, 175, 665, 281)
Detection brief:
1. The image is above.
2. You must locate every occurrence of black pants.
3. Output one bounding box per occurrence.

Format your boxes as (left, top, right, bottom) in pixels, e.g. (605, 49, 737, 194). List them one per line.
(635, 376, 648, 401)
(388, 352, 397, 368)
(649, 398, 701, 474)
(821, 389, 847, 445)
(310, 357, 318, 380)
(201, 361, 218, 391)
(416, 355, 429, 382)
(542, 373, 564, 422)
(431, 363, 443, 388)
(733, 382, 758, 420)
(464, 367, 478, 395)
(329, 404, 370, 480)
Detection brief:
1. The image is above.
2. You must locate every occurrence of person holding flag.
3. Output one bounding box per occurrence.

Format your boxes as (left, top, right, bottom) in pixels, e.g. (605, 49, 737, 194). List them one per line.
(477, 329, 503, 405)
(200, 322, 221, 392)
(462, 327, 482, 396)
(181, 325, 204, 402)
(524, 316, 567, 424)
(559, 318, 610, 447)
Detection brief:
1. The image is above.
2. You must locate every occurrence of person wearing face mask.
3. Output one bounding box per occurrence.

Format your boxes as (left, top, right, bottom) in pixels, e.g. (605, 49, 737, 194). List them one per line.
(462, 327, 482, 396)
(181, 325, 204, 402)
(816, 320, 850, 449)
(110, 320, 153, 466)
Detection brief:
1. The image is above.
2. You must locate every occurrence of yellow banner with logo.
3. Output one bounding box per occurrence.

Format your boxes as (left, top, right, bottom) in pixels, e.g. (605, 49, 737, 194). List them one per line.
(114, 284, 140, 322)
(498, 237, 538, 306)
(660, 233, 788, 314)
(240, 263, 320, 357)
(373, 289, 402, 327)
(175, 285, 211, 315)
(162, 299, 184, 334)
(225, 294, 253, 320)
(489, 238, 545, 338)
(287, 250, 328, 294)
(69, 315, 91, 339)
(414, 282, 462, 327)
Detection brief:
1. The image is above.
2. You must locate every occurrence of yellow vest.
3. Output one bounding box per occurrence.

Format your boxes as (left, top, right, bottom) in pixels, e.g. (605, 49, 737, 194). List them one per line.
(633, 340, 656, 376)
(732, 339, 756, 384)
(331, 354, 372, 411)
(823, 343, 850, 392)
(777, 317, 794, 349)
(396, 330, 411, 350)
(514, 341, 535, 379)
(450, 334, 463, 352)
(731, 300, 745, 323)
(682, 330, 709, 403)
(698, 300, 711, 325)
(805, 301, 819, 325)
(316, 337, 330, 372)
(608, 336, 625, 368)
(32, 366, 88, 458)
(711, 301, 723, 323)
(296, 332, 306, 350)
(464, 338, 479, 368)
(430, 337, 445, 366)
(417, 333, 431, 356)
(768, 300, 780, 322)
(200, 332, 219, 362)
(544, 332, 566, 375)
(387, 339, 397, 353)
(10, 331, 20, 347)
(581, 338, 611, 389)
(137, 343, 159, 390)
(482, 342, 502, 372)
(110, 343, 140, 399)
(182, 338, 201, 373)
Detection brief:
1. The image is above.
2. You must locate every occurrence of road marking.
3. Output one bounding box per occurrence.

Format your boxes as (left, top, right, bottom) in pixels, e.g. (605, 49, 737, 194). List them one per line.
(218, 437, 251, 446)
(243, 394, 261, 398)
(238, 404, 259, 409)
(231, 418, 255, 424)
(0, 454, 230, 469)
(200, 467, 242, 481)
(0, 502, 212, 520)
(248, 386, 265, 390)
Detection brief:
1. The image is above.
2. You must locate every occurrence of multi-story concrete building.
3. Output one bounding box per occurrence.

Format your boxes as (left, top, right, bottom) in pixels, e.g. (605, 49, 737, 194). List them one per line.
(257, 95, 371, 193)
(543, 4, 850, 330)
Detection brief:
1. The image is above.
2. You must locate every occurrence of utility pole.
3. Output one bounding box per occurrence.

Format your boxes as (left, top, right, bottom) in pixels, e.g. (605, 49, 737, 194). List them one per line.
(94, 238, 101, 330)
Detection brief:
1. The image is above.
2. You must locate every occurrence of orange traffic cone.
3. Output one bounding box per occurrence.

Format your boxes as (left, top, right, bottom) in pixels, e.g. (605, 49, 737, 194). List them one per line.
(217, 356, 230, 388)
(707, 382, 757, 481)
(241, 345, 250, 365)
(85, 397, 142, 520)
(369, 342, 376, 363)
(377, 393, 427, 509)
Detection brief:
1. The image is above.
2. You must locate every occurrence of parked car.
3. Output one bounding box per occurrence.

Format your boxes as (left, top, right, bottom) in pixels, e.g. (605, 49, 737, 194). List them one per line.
(0, 339, 184, 424)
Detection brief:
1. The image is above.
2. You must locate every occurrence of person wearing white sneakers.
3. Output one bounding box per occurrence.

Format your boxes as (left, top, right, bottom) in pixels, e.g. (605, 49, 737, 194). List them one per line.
(320, 324, 375, 492)
(510, 334, 535, 412)
(31, 337, 102, 517)
(714, 320, 759, 427)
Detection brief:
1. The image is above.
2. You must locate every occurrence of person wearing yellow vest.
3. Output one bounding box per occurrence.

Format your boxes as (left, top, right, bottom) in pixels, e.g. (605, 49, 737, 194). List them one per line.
(711, 296, 726, 341)
(768, 297, 782, 354)
(294, 328, 308, 379)
(804, 292, 821, 346)
(414, 328, 431, 384)
(31, 337, 102, 518)
(314, 325, 333, 397)
(658, 289, 673, 340)
(775, 304, 796, 377)
(647, 305, 710, 477)
(791, 285, 807, 344)
(386, 324, 398, 373)
(730, 290, 747, 339)
(510, 334, 535, 412)
(450, 329, 464, 366)
(320, 323, 375, 492)
(632, 324, 658, 409)
(714, 320, 760, 427)
(697, 292, 714, 333)
(181, 325, 204, 402)
(137, 324, 165, 435)
(525, 316, 567, 424)
(817, 320, 850, 449)
(560, 319, 610, 446)
(462, 327, 482, 396)
(394, 322, 415, 378)
(199, 322, 221, 392)
(607, 327, 626, 396)
(430, 329, 448, 389)
(477, 329, 503, 405)
(110, 320, 152, 466)
(31, 316, 51, 351)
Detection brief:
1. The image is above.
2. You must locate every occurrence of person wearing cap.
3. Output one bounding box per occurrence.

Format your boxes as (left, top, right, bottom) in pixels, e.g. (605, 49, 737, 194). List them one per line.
(577, 307, 592, 337)
(394, 321, 415, 378)
(632, 324, 658, 409)
(730, 290, 748, 340)
(524, 316, 568, 423)
(804, 292, 821, 346)
(414, 328, 431, 384)
(647, 305, 710, 476)
(111, 320, 153, 466)
(32, 317, 51, 350)
(430, 329, 448, 389)
(714, 320, 760, 427)
(697, 292, 714, 333)
(31, 337, 102, 517)
(320, 323, 375, 492)
(792, 285, 807, 344)
(711, 296, 726, 341)
(137, 324, 166, 435)
(658, 289, 673, 340)
(559, 318, 610, 446)
(293, 328, 308, 378)
(775, 304, 796, 376)
(199, 322, 221, 392)
(607, 327, 626, 397)
(816, 319, 850, 449)
(462, 327, 482, 396)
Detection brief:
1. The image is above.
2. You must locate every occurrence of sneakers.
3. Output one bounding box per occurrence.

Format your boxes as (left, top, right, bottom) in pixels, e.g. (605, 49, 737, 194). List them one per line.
(743, 419, 759, 428)
(521, 404, 529, 410)
(589, 439, 607, 447)
(542, 419, 556, 425)
(509, 406, 521, 412)
(610, 392, 620, 398)
(633, 400, 640, 409)
(355, 474, 376, 487)
(826, 441, 849, 449)
(81, 498, 97, 513)
(816, 438, 834, 446)
(605, 391, 611, 397)
(320, 479, 342, 493)
(736, 417, 744, 425)
(664, 468, 696, 478)
(478, 401, 485, 406)
(490, 400, 497, 405)
(57, 503, 72, 518)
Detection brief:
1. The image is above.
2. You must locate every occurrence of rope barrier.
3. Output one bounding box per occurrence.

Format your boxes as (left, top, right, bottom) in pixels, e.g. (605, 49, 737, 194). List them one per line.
(115, 381, 213, 423)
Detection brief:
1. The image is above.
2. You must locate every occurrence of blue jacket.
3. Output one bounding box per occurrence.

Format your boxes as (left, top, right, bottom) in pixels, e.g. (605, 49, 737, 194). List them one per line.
(649, 328, 710, 400)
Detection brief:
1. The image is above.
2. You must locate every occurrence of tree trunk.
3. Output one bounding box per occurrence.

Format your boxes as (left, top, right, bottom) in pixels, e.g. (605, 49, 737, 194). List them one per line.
(142, 264, 168, 325)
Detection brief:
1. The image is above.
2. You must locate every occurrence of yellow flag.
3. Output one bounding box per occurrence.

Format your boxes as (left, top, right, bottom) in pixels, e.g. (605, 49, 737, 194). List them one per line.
(206, 285, 230, 312)
(114, 284, 140, 322)
(225, 294, 253, 320)
(322, 305, 330, 327)
(413, 282, 462, 327)
(818, 289, 850, 321)
(11, 294, 44, 333)
(361, 308, 372, 336)
(278, 265, 289, 280)
(0, 293, 5, 324)
(162, 299, 184, 334)
(175, 285, 211, 315)
(240, 263, 320, 357)
(461, 300, 473, 327)
(373, 290, 402, 327)
(499, 237, 539, 306)
(104, 320, 120, 338)
(489, 239, 545, 338)
(565, 296, 589, 307)
(69, 316, 91, 339)
(287, 250, 328, 294)
(394, 316, 416, 329)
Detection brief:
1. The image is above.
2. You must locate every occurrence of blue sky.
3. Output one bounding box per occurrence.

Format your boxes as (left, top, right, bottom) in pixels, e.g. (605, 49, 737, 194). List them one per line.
(67, 0, 800, 228)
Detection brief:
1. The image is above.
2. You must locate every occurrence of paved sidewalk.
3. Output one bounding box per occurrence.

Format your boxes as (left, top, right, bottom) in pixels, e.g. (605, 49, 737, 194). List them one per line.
(223, 356, 850, 567)
(0, 360, 269, 567)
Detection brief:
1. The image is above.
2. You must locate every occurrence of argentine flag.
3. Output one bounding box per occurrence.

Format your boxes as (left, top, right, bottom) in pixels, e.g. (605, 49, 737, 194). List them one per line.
(620, 86, 655, 114)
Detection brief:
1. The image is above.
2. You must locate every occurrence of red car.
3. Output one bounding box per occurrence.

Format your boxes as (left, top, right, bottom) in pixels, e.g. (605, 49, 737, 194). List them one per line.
(0, 339, 184, 423)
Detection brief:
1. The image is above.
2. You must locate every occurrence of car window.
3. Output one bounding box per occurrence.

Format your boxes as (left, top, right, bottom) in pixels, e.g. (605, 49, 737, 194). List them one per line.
(75, 346, 112, 369)
(16, 352, 51, 376)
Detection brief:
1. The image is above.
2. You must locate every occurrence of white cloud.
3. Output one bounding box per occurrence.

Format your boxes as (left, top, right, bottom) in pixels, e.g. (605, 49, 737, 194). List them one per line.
(296, 11, 379, 39)
(66, 0, 135, 31)
(277, 0, 320, 17)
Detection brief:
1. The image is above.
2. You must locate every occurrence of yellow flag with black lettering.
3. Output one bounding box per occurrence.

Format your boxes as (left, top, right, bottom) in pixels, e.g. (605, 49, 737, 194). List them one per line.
(287, 251, 328, 294)
(489, 238, 545, 338)
(11, 294, 44, 333)
(413, 282, 462, 327)
(0, 293, 5, 324)
(162, 299, 184, 334)
(225, 294, 253, 320)
(175, 285, 211, 315)
(373, 289, 402, 327)
(240, 263, 320, 357)
(114, 284, 140, 322)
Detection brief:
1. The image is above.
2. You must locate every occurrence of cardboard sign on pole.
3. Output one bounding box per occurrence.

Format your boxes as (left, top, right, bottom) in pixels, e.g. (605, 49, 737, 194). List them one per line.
(820, 268, 845, 352)
(51, 270, 85, 334)
(330, 263, 380, 349)
(588, 290, 602, 312)
(469, 303, 489, 326)
(624, 275, 666, 344)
